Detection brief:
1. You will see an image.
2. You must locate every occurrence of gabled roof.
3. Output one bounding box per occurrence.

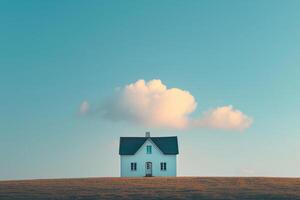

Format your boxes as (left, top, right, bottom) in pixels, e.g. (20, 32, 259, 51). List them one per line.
(119, 136, 178, 155)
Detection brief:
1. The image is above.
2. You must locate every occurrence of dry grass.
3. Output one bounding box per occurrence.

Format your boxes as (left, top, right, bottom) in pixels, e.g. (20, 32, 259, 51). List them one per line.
(0, 177, 300, 200)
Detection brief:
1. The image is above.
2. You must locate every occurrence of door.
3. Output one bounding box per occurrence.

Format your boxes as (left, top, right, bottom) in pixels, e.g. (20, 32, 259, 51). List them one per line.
(145, 162, 152, 177)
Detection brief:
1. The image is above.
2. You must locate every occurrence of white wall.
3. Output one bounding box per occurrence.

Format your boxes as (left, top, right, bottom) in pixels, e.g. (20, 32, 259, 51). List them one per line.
(120, 139, 177, 177)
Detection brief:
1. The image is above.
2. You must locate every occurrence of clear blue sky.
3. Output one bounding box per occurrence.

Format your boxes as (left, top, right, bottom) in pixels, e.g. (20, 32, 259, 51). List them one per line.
(1, 0, 300, 180)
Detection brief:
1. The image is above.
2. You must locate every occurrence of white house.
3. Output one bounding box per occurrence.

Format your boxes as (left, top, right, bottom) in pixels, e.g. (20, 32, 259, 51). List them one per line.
(119, 132, 179, 177)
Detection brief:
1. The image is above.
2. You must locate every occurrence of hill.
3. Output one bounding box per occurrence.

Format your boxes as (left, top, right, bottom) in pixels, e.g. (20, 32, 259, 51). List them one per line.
(0, 177, 300, 200)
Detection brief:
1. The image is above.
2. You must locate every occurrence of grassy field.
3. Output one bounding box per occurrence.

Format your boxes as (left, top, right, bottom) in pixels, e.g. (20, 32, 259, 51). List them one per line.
(0, 177, 300, 200)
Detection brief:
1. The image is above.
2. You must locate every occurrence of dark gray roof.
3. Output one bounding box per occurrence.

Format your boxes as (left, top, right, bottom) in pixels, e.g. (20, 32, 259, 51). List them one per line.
(119, 136, 178, 155)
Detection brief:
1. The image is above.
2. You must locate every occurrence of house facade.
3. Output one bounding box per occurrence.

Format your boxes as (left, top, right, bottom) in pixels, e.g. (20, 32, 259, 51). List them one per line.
(119, 132, 179, 177)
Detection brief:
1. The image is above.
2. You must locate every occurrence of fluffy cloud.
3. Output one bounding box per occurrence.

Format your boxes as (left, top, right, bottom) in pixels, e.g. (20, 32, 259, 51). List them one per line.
(192, 105, 253, 131)
(79, 100, 90, 115)
(100, 79, 253, 131)
(103, 79, 197, 129)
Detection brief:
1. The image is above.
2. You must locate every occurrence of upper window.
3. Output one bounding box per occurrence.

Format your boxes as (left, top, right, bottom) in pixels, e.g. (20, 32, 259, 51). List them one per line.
(131, 162, 137, 171)
(146, 145, 152, 154)
(160, 162, 167, 171)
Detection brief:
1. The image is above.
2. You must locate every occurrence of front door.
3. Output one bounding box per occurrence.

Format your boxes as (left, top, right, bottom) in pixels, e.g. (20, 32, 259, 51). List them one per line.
(145, 162, 152, 177)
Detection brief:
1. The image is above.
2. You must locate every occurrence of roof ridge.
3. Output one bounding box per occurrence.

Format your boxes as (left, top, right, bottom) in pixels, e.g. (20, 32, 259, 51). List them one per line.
(119, 136, 178, 155)
(120, 136, 177, 138)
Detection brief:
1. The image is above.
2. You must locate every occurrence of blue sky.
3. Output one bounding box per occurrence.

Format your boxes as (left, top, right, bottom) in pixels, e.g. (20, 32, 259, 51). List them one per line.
(1, 0, 300, 180)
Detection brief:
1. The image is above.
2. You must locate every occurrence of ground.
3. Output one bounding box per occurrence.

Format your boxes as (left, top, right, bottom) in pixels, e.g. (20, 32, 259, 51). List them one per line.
(1, 177, 300, 200)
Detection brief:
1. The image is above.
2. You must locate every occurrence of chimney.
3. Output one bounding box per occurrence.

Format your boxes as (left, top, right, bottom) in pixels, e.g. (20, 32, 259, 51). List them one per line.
(145, 131, 150, 138)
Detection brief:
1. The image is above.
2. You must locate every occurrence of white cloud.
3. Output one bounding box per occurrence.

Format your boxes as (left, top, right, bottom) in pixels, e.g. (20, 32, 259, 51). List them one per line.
(103, 79, 196, 129)
(192, 105, 253, 131)
(79, 100, 90, 115)
(100, 79, 253, 131)
(240, 168, 256, 176)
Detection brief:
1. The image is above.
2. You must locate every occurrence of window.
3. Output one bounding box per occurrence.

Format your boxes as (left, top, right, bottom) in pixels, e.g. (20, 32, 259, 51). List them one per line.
(160, 162, 167, 171)
(146, 145, 152, 154)
(131, 162, 137, 171)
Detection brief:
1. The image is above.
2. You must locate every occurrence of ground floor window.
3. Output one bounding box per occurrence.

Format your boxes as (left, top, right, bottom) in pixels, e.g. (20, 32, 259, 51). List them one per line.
(131, 162, 137, 171)
(160, 162, 167, 171)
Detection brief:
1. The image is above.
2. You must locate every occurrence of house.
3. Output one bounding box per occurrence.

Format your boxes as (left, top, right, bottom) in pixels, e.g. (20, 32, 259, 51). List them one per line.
(119, 132, 179, 177)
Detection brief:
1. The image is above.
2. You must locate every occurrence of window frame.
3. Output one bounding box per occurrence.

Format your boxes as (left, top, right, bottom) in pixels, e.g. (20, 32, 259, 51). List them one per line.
(146, 145, 152, 154)
(160, 162, 167, 171)
(130, 162, 137, 171)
